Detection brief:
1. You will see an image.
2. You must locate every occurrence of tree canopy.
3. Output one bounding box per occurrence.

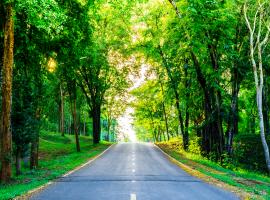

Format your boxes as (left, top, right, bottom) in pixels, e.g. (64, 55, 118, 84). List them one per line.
(1, 0, 270, 184)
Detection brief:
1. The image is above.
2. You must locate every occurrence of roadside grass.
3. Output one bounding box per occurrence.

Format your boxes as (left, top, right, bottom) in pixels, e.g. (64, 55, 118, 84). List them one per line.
(156, 142, 270, 200)
(0, 131, 112, 200)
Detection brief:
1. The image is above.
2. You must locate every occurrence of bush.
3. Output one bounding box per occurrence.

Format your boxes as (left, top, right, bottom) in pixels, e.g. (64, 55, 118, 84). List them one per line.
(188, 136, 201, 155)
(157, 137, 184, 152)
(233, 134, 270, 172)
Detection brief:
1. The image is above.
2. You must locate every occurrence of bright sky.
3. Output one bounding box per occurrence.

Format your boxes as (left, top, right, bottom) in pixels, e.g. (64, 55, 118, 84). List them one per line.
(116, 65, 147, 142)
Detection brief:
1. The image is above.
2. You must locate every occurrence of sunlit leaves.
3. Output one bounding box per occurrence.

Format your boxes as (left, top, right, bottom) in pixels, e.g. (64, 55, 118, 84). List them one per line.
(16, 0, 67, 36)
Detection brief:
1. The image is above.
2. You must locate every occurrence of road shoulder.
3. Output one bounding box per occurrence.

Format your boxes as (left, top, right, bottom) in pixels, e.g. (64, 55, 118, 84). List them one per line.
(15, 144, 114, 200)
(155, 143, 261, 200)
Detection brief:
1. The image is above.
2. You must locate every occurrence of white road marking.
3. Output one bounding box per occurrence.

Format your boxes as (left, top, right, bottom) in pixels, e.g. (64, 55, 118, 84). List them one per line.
(132, 169, 135, 173)
(130, 193, 136, 200)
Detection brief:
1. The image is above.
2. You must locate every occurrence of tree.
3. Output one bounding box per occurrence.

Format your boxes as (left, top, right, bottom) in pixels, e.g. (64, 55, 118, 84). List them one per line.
(0, 1, 14, 183)
(244, 0, 270, 172)
(12, 0, 66, 170)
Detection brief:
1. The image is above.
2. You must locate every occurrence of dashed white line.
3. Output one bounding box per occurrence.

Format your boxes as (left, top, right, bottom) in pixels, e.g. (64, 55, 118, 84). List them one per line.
(130, 193, 136, 200)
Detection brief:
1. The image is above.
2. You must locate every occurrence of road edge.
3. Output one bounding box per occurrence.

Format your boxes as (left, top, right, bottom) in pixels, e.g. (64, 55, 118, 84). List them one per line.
(154, 144, 254, 200)
(15, 143, 115, 200)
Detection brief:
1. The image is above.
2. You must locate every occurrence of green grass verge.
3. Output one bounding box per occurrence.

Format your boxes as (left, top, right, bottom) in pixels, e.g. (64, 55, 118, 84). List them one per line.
(156, 142, 270, 200)
(0, 131, 112, 200)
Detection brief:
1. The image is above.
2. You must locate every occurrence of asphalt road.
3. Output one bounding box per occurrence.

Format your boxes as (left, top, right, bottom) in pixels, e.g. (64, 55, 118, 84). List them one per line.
(31, 143, 238, 200)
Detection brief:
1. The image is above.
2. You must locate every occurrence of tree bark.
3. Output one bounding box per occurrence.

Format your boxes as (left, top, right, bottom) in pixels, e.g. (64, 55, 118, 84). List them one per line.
(15, 148, 21, 176)
(30, 109, 41, 169)
(263, 85, 270, 136)
(107, 117, 111, 141)
(191, 51, 223, 157)
(160, 81, 169, 141)
(0, 3, 14, 183)
(244, 3, 270, 172)
(226, 65, 240, 154)
(71, 98, 80, 152)
(92, 103, 101, 144)
(30, 133, 39, 169)
(83, 112, 86, 136)
(60, 84, 65, 136)
(157, 46, 186, 147)
(184, 65, 190, 150)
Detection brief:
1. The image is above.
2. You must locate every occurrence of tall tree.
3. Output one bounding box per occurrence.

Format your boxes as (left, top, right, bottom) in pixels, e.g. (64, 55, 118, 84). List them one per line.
(244, 0, 270, 172)
(0, 1, 14, 183)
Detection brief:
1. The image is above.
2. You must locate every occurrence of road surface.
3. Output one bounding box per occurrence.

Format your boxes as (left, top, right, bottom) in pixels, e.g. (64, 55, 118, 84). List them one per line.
(31, 143, 238, 200)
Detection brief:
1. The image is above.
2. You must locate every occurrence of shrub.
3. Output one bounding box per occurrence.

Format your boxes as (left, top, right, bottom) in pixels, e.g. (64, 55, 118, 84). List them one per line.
(188, 136, 201, 155)
(157, 137, 184, 152)
(233, 134, 270, 172)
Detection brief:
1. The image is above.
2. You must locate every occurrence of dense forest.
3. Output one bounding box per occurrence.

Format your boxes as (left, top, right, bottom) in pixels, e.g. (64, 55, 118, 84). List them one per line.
(0, 0, 270, 187)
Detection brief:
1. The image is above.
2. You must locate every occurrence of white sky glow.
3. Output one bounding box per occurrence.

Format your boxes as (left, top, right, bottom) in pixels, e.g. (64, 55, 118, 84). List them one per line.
(116, 65, 147, 142)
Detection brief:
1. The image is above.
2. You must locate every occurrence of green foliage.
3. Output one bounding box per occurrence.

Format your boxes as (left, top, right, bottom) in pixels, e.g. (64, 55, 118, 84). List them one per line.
(188, 136, 201, 155)
(157, 142, 270, 199)
(233, 134, 270, 172)
(16, 0, 66, 35)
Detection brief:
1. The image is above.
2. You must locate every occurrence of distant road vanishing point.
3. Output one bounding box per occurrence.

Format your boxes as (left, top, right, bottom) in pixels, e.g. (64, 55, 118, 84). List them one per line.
(31, 143, 238, 200)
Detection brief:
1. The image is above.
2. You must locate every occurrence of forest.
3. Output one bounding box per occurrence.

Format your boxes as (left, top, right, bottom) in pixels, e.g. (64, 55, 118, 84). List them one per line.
(0, 0, 270, 199)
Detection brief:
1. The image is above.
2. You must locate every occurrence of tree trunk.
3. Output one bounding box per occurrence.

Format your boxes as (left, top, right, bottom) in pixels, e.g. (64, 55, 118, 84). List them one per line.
(257, 86, 270, 172)
(69, 115, 71, 135)
(107, 118, 111, 142)
(226, 65, 240, 154)
(71, 99, 80, 152)
(60, 84, 64, 136)
(30, 109, 41, 169)
(191, 51, 223, 158)
(15, 148, 21, 176)
(184, 65, 190, 150)
(92, 103, 101, 144)
(157, 46, 185, 142)
(0, 3, 14, 183)
(208, 43, 224, 158)
(83, 112, 86, 136)
(244, 1, 270, 172)
(160, 81, 169, 141)
(30, 133, 39, 169)
(263, 85, 270, 136)
(257, 42, 270, 173)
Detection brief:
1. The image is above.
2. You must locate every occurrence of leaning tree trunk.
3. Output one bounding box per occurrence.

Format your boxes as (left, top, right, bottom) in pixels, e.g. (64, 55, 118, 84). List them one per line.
(92, 103, 101, 144)
(160, 81, 169, 141)
(158, 46, 186, 146)
(0, 3, 14, 183)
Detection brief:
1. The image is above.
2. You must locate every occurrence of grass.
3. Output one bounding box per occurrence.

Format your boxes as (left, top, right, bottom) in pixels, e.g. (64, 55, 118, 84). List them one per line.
(0, 131, 112, 200)
(156, 141, 270, 200)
